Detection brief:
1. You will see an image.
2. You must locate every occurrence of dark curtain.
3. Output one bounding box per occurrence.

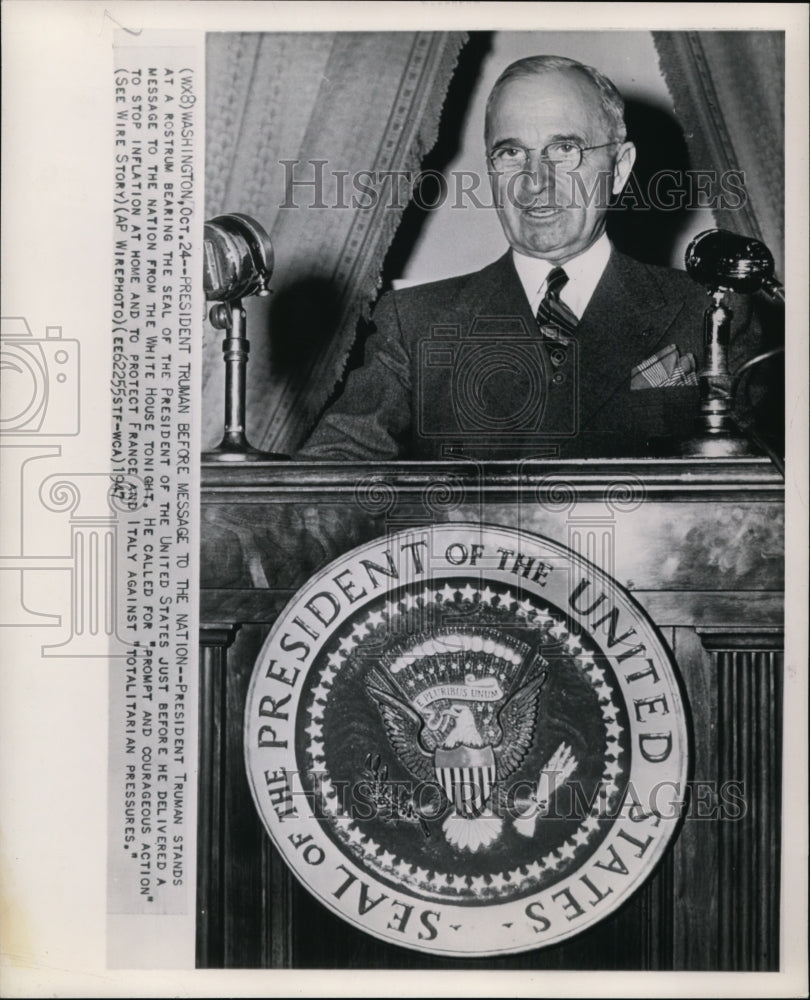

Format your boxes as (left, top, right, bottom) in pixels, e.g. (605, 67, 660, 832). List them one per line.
(653, 31, 785, 277)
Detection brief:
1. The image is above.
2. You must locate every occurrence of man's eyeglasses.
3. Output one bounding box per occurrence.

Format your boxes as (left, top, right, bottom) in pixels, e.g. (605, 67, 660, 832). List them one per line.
(488, 140, 619, 174)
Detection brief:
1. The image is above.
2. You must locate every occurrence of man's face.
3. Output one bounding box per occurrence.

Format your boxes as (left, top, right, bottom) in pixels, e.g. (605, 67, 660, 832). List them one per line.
(486, 70, 636, 265)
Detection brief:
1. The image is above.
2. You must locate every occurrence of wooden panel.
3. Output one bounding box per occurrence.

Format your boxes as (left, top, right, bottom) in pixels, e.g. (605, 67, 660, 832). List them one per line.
(220, 625, 272, 968)
(201, 500, 783, 598)
(200, 621, 786, 970)
(196, 626, 238, 968)
(201, 622, 689, 970)
(669, 626, 720, 969)
(196, 632, 784, 970)
(264, 838, 295, 968)
(196, 461, 784, 969)
(717, 649, 782, 970)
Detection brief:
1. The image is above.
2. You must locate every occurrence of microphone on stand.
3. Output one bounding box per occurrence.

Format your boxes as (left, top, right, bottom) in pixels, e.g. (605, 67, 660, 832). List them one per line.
(681, 229, 784, 461)
(202, 214, 288, 462)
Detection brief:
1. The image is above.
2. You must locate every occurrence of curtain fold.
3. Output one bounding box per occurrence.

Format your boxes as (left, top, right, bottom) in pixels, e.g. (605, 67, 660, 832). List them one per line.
(653, 31, 784, 277)
(203, 32, 467, 453)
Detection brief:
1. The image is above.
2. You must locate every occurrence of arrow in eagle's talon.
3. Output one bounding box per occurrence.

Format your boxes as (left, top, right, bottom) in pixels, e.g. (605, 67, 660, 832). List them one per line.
(366, 635, 551, 852)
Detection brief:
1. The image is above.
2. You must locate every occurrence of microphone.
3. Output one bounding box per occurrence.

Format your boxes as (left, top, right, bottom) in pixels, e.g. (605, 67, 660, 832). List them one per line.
(203, 213, 274, 303)
(202, 213, 287, 461)
(685, 228, 784, 302)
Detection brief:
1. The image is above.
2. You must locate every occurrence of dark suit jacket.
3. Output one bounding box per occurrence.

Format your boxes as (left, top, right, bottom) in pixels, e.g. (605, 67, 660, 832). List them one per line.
(298, 248, 761, 460)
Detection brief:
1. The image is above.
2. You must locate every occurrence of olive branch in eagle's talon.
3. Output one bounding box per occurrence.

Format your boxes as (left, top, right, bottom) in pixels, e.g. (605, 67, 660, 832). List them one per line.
(361, 752, 431, 839)
(513, 741, 579, 838)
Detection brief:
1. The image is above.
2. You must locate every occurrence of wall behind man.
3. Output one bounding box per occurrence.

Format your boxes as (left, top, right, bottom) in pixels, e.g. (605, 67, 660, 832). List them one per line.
(396, 30, 716, 287)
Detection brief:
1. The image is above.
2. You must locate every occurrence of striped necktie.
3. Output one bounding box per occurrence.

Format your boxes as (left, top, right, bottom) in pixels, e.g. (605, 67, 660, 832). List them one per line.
(536, 267, 578, 345)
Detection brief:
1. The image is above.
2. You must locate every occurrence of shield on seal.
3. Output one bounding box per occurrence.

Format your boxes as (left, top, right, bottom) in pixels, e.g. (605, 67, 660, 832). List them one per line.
(434, 745, 496, 818)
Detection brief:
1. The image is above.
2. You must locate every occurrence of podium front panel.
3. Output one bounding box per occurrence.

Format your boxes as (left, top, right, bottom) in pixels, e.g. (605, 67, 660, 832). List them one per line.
(198, 459, 783, 969)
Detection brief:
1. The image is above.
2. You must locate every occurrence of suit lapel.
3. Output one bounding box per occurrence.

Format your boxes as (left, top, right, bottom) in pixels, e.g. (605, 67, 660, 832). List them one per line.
(574, 250, 689, 429)
(461, 251, 537, 329)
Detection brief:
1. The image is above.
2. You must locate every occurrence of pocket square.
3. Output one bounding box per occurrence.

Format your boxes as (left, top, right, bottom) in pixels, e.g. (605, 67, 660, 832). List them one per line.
(631, 344, 699, 390)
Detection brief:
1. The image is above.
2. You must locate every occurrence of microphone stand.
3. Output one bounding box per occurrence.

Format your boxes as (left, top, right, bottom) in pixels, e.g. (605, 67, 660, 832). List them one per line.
(681, 228, 783, 460)
(204, 298, 287, 461)
(681, 287, 757, 457)
(202, 214, 287, 462)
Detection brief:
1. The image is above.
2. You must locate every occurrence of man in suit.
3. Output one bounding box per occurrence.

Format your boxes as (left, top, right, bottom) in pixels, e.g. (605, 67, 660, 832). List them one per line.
(298, 55, 760, 460)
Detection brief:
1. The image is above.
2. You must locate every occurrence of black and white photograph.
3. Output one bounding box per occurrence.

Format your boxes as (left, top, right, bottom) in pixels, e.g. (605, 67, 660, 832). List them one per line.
(1, 2, 807, 996)
(199, 23, 790, 972)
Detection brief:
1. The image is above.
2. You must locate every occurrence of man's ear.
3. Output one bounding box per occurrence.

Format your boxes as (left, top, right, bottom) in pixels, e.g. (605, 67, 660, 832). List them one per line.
(612, 141, 636, 196)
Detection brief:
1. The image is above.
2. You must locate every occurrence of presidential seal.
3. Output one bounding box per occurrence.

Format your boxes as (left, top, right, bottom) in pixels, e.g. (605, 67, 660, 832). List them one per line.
(244, 524, 689, 956)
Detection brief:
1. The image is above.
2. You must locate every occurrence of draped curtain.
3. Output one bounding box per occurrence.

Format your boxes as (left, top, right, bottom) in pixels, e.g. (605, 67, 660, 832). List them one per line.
(204, 32, 466, 453)
(653, 32, 785, 277)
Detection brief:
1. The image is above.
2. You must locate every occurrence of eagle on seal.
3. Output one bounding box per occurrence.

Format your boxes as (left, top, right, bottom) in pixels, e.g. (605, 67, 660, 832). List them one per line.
(367, 657, 547, 852)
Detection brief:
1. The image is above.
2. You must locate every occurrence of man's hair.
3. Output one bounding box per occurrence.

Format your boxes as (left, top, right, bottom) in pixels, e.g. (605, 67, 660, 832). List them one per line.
(485, 55, 627, 144)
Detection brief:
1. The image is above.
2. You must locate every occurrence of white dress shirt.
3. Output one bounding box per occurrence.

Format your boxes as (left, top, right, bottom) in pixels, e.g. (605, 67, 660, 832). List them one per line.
(512, 233, 612, 321)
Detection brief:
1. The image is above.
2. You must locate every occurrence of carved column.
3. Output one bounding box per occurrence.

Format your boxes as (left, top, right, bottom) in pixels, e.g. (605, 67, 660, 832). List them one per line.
(698, 629, 783, 971)
(197, 623, 240, 968)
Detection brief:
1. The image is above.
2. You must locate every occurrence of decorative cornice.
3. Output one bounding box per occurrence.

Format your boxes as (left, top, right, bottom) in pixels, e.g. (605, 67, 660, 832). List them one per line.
(201, 458, 784, 504)
(199, 623, 241, 648)
(696, 627, 784, 652)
